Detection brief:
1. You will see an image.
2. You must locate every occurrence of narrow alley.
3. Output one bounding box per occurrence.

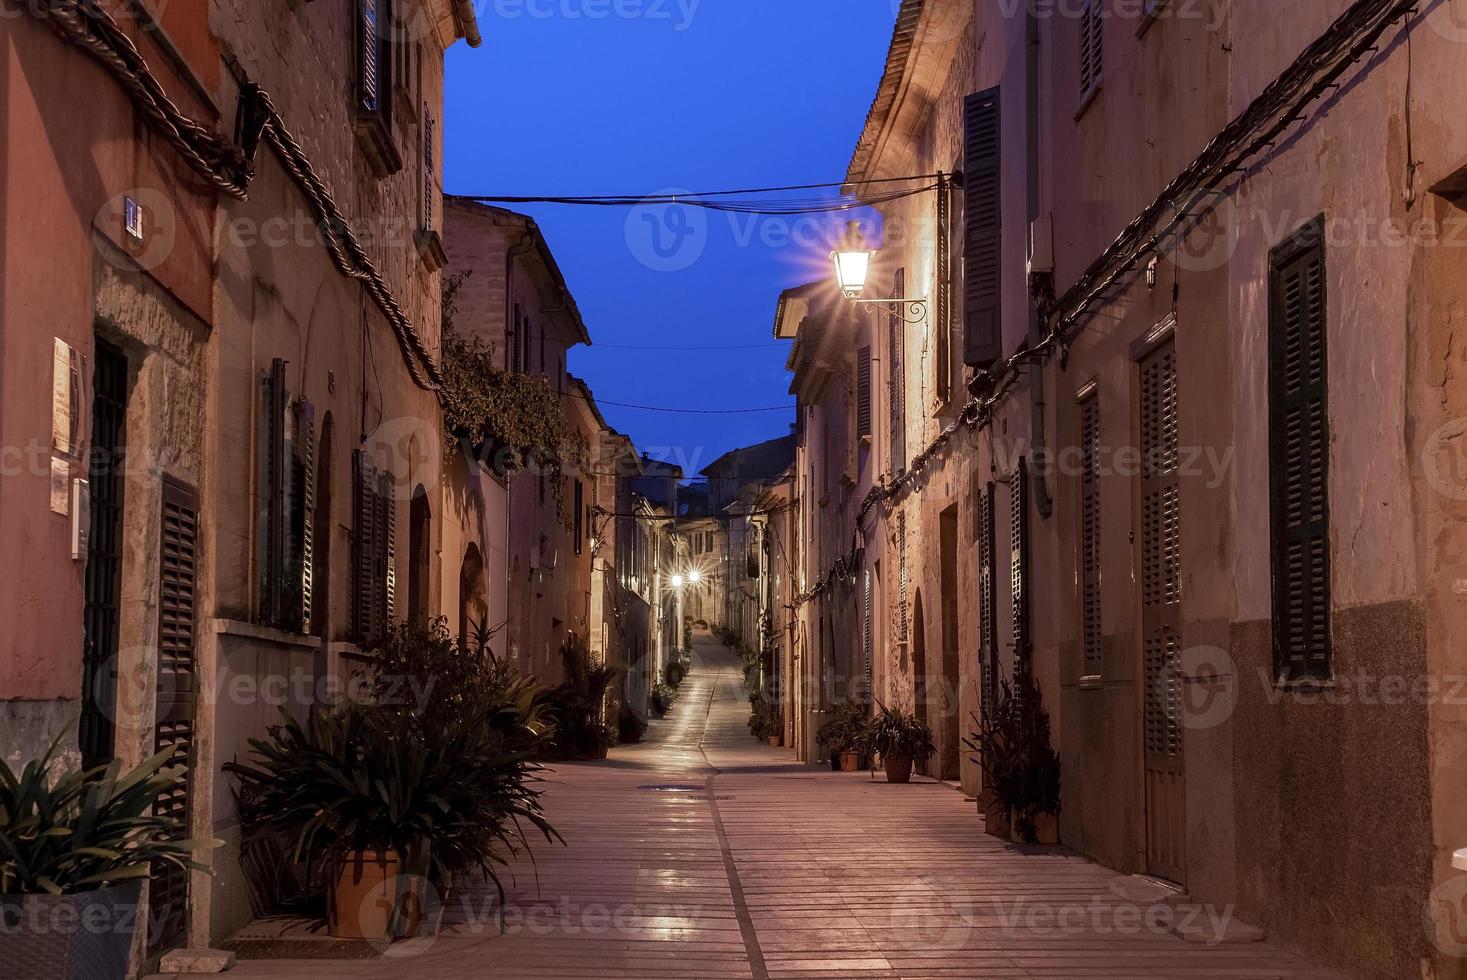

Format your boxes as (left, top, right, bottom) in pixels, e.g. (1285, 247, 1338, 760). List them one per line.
(197, 633, 1340, 980)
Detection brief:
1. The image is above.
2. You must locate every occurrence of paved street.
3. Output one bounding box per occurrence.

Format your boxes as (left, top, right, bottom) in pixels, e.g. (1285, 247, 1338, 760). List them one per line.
(205, 633, 1340, 980)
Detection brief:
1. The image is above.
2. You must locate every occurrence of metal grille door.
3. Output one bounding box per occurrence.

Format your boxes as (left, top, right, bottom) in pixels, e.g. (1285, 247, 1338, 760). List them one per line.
(1139, 338, 1185, 884)
(82, 340, 127, 771)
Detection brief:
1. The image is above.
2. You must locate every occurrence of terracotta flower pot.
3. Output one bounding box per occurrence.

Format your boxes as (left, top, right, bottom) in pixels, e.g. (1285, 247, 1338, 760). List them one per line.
(0, 882, 140, 980)
(838, 751, 861, 772)
(329, 850, 419, 940)
(982, 798, 1012, 841)
(883, 754, 914, 784)
(766, 736, 781, 747)
(1031, 811, 1059, 845)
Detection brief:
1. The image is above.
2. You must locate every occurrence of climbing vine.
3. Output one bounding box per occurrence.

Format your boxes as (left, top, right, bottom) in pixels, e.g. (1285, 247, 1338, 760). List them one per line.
(440, 272, 588, 526)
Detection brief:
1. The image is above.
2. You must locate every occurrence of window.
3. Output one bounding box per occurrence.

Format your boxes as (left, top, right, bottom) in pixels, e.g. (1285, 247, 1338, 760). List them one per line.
(889, 270, 907, 473)
(856, 346, 873, 441)
(897, 511, 909, 644)
(1269, 219, 1331, 682)
(509, 304, 522, 373)
(1010, 461, 1029, 668)
(1080, 0, 1104, 102)
(975, 483, 997, 711)
(353, 450, 397, 646)
(963, 87, 1002, 367)
(419, 105, 443, 252)
(354, 0, 403, 176)
(408, 487, 431, 624)
(257, 358, 316, 635)
(1079, 392, 1102, 677)
(934, 175, 953, 405)
(574, 479, 585, 555)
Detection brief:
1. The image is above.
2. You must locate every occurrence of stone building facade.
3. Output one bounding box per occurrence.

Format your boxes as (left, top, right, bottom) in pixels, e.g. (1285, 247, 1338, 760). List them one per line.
(1, 0, 483, 964)
(783, 1, 1467, 977)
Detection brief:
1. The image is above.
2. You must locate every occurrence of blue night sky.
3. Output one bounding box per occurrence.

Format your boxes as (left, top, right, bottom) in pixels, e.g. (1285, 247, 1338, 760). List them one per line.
(444, 1, 897, 475)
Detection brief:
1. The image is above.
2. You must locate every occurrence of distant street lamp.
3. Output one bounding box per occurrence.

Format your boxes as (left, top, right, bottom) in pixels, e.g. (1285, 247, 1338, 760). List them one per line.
(670, 574, 685, 589)
(687, 569, 702, 584)
(831, 221, 928, 325)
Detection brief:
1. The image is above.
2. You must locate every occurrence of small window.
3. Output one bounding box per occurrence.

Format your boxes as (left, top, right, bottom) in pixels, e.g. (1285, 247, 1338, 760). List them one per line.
(574, 480, 585, 555)
(1080, 0, 1104, 103)
(856, 346, 873, 440)
(353, 0, 403, 175)
(352, 451, 397, 647)
(257, 359, 316, 635)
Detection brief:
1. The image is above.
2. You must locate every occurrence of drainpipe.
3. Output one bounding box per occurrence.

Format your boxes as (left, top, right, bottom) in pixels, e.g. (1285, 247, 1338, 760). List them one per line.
(452, 0, 484, 47)
(1026, 5, 1054, 520)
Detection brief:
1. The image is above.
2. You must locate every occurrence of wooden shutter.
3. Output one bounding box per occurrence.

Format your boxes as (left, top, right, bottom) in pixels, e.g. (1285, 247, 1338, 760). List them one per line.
(1080, 0, 1104, 97)
(977, 483, 997, 712)
(511, 304, 523, 373)
(380, 469, 396, 624)
(354, 452, 382, 644)
(1141, 342, 1182, 769)
(359, 0, 380, 112)
(1080, 393, 1102, 676)
(963, 87, 1002, 368)
(1269, 223, 1331, 681)
(1010, 462, 1029, 667)
(897, 511, 909, 644)
(296, 400, 316, 636)
(1140, 336, 1184, 881)
(889, 270, 906, 473)
(259, 359, 288, 628)
(422, 107, 436, 231)
(574, 479, 585, 555)
(935, 175, 953, 402)
(862, 567, 873, 681)
(151, 479, 198, 953)
(856, 347, 872, 439)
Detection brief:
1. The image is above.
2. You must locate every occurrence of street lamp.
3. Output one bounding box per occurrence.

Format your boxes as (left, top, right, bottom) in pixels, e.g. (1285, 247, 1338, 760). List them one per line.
(831, 221, 928, 325)
(670, 574, 685, 589)
(687, 569, 702, 584)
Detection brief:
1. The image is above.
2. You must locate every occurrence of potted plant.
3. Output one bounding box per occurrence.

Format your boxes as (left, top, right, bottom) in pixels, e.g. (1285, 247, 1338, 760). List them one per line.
(816, 697, 870, 771)
(650, 682, 677, 717)
(967, 671, 1062, 844)
(546, 634, 619, 760)
(864, 703, 935, 784)
(226, 624, 562, 941)
(746, 692, 782, 745)
(0, 738, 214, 980)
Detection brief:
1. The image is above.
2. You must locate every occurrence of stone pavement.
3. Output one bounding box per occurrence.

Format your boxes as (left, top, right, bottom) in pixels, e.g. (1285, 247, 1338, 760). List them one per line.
(182, 633, 1342, 979)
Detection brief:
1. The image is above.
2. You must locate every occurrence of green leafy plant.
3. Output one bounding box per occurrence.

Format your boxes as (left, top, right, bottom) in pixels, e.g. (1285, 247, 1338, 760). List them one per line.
(966, 671, 1061, 843)
(225, 702, 560, 906)
(0, 738, 214, 895)
(617, 702, 647, 744)
(440, 273, 588, 526)
(545, 634, 618, 759)
(373, 617, 553, 757)
(864, 703, 936, 762)
(650, 682, 677, 716)
(747, 696, 782, 740)
(816, 696, 871, 756)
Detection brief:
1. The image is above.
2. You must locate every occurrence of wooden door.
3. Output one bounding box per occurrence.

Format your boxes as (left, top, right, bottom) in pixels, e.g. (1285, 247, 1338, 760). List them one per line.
(1139, 338, 1185, 884)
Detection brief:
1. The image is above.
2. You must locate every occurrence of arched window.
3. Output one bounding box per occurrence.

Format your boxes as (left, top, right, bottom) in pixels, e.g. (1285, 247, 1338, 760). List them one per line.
(408, 485, 431, 624)
(459, 542, 487, 645)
